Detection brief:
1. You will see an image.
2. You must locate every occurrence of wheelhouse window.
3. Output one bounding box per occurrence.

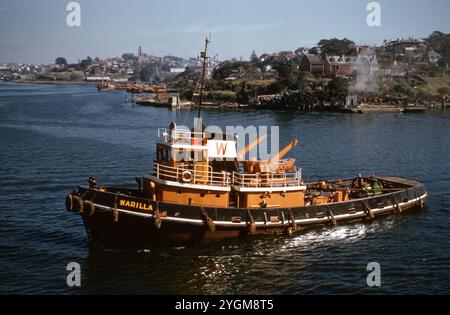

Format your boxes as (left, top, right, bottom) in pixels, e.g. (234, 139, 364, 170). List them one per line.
(157, 145, 171, 162)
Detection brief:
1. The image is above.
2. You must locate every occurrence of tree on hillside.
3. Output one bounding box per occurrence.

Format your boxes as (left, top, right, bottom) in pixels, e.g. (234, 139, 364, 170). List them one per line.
(424, 31, 450, 67)
(250, 50, 258, 64)
(236, 81, 250, 104)
(327, 77, 349, 104)
(308, 47, 320, 55)
(55, 57, 68, 67)
(317, 38, 356, 56)
(437, 87, 450, 96)
(80, 56, 93, 70)
(275, 61, 305, 91)
(424, 31, 450, 55)
(122, 53, 136, 60)
(212, 61, 250, 80)
(176, 79, 196, 100)
(392, 80, 418, 99)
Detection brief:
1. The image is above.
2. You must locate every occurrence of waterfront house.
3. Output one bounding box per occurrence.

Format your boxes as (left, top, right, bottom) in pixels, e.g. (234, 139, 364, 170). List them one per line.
(225, 67, 247, 81)
(323, 55, 356, 76)
(0, 66, 13, 75)
(299, 54, 324, 76)
(379, 61, 407, 81)
(335, 64, 355, 78)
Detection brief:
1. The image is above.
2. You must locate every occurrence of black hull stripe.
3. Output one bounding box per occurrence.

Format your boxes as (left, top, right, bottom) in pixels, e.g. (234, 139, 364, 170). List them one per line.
(88, 193, 427, 228)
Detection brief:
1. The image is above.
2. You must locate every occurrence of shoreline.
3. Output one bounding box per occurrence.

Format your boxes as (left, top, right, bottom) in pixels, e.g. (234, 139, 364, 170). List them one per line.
(2, 81, 446, 112)
(6, 80, 97, 85)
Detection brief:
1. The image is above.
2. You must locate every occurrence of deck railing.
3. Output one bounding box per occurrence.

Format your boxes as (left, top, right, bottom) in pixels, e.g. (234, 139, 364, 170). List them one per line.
(153, 162, 231, 187)
(233, 169, 303, 188)
(152, 162, 302, 189)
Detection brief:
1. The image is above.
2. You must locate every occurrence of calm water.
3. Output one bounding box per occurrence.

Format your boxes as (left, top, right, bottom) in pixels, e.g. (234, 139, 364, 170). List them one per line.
(0, 82, 449, 294)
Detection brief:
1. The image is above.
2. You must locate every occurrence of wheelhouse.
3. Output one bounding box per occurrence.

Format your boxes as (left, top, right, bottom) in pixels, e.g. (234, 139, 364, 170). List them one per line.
(143, 122, 307, 209)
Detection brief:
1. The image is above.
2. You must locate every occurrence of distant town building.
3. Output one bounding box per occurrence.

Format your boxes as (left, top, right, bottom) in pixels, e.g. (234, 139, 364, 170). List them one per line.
(428, 50, 441, 64)
(335, 64, 355, 78)
(258, 53, 270, 63)
(112, 78, 128, 83)
(383, 38, 424, 54)
(299, 54, 324, 75)
(86, 76, 111, 82)
(170, 68, 186, 73)
(379, 61, 407, 81)
(323, 55, 356, 76)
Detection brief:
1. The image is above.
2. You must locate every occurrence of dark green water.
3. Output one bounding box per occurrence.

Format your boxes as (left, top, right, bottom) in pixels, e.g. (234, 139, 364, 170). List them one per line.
(0, 82, 449, 294)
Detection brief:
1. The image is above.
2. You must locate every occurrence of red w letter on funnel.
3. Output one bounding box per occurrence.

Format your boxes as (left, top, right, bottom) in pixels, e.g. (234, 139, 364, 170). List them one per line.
(216, 142, 228, 156)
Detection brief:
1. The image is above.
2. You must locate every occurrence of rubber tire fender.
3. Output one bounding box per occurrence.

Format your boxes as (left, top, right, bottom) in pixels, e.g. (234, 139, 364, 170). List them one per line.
(65, 194, 73, 212)
(72, 196, 84, 213)
(83, 201, 95, 215)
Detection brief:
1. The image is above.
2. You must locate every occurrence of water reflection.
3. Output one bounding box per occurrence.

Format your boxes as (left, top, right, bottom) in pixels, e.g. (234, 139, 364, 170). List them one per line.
(79, 218, 400, 294)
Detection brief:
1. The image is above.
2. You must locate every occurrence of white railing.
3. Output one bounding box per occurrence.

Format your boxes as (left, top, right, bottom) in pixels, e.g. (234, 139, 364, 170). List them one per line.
(233, 169, 303, 188)
(158, 128, 206, 145)
(152, 162, 302, 189)
(153, 162, 231, 187)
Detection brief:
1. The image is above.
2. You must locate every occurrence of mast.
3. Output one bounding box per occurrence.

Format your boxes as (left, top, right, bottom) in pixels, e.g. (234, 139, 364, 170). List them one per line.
(101, 64, 107, 89)
(198, 37, 209, 118)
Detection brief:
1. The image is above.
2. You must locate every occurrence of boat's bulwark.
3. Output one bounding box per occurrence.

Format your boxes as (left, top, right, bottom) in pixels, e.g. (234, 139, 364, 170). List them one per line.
(67, 176, 427, 246)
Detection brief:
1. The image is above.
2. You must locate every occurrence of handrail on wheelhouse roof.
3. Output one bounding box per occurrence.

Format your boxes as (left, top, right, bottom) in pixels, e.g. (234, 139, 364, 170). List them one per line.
(158, 128, 207, 145)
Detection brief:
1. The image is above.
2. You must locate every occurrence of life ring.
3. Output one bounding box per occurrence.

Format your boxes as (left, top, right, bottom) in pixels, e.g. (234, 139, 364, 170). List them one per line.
(65, 194, 73, 212)
(181, 170, 193, 183)
(72, 196, 84, 213)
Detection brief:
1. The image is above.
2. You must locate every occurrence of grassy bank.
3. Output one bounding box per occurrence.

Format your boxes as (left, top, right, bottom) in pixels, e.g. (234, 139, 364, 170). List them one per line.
(421, 75, 450, 96)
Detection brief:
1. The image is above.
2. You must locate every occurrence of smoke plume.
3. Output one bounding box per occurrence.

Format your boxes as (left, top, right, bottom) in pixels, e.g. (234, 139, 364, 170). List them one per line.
(349, 48, 379, 94)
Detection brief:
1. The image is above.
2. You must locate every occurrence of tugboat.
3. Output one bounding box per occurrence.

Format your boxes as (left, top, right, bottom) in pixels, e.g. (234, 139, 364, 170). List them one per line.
(65, 39, 427, 246)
